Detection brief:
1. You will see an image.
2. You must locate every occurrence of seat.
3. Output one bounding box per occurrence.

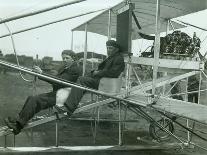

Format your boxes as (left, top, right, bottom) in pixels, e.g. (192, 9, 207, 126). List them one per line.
(98, 77, 122, 95)
(98, 72, 123, 95)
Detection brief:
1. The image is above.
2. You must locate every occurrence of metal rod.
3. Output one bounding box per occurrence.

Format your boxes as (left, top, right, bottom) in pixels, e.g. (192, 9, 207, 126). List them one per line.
(0, 9, 105, 39)
(128, 3, 133, 54)
(184, 78, 190, 142)
(122, 103, 128, 140)
(198, 71, 202, 105)
(166, 20, 170, 35)
(55, 121, 59, 147)
(118, 100, 122, 145)
(71, 31, 74, 51)
(30, 128, 34, 145)
(13, 135, 15, 147)
(68, 117, 141, 123)
(152, 0, 161, 95)
(125, 63, 132, 96)
(97, 107, 100, 122)
(107, 9, 112, 40)
(83, 23, 88, 76)
(0, 0, 86, 25)
(94, 117, 97, 144)
(4, 135, 7, 148)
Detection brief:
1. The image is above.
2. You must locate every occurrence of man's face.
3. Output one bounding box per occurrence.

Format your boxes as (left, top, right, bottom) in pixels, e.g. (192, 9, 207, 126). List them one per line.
(107, 46, 118, 56)
(62, 54, 73, 66)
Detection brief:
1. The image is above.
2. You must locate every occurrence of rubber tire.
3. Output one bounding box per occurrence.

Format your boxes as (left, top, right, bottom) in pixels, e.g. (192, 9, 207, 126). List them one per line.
(149, 118, 174, 141)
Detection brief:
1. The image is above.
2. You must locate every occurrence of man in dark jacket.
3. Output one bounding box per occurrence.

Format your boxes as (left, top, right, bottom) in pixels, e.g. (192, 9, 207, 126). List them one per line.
(62, 40, 125, 116)
(4, 50, 82, 135)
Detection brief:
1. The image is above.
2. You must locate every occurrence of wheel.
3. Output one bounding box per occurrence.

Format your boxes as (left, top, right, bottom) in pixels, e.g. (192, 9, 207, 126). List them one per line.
(149, 118, 174, 141)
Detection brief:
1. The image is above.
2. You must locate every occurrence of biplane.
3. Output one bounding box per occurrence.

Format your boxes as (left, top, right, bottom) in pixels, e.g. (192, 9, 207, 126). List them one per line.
(0, 0, 207, 154)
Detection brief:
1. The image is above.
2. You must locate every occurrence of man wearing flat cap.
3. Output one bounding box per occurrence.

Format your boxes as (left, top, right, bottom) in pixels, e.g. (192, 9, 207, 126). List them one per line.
(4, 50, 82, 135)
(60, 40, 125, 115)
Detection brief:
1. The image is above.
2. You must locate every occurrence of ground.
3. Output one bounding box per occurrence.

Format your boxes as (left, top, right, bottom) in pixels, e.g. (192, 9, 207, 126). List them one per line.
(0, 73, 206, 155)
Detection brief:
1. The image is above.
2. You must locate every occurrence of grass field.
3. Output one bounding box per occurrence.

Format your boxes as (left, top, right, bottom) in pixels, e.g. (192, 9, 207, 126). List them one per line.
(0, 73, 206, 155)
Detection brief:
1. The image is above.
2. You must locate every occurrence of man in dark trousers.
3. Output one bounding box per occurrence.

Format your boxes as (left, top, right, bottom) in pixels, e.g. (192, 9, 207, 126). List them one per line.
(62, 40, 125, 116)
(4, 50, 82, 135)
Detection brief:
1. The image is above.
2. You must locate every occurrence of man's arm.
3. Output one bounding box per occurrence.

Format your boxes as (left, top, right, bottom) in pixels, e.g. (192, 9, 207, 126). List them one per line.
(57, 62, 82, 81)
(93, 56, 125, 78)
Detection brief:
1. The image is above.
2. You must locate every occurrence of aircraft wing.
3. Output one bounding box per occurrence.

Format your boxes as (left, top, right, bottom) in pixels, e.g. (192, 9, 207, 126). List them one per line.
(72, 0, 207, 39)
(127, 93, 207, 125)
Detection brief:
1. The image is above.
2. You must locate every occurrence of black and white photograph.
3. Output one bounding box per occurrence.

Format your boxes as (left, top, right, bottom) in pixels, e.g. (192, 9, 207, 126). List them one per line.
(0, 0, 207, 155)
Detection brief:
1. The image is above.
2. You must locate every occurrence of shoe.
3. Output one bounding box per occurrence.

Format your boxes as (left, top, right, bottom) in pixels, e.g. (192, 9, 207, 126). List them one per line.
(4, 118, 21, 135)
(7, 116, 17, 123)
(54, 105, 68, 113)
(63, 104, 74, 117)
(54, 105, 72, 117)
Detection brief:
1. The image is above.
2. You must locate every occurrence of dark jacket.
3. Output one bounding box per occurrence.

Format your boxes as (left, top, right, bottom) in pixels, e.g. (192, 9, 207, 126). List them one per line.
(188, 75, 199, 92)
(40, 61, 82, 91)
(92, 52, 125, 79)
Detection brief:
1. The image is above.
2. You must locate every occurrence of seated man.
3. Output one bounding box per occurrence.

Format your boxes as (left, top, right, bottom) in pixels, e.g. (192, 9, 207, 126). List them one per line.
(4, 50, 82, 135)
(60, 40, 125, 116)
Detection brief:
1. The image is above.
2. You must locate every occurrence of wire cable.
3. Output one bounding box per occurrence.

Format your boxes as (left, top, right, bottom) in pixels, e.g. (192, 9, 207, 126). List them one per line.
(0, 18, 34, 82)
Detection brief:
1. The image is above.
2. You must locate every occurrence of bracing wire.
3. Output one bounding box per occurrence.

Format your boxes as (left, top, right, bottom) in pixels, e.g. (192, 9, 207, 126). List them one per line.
(1, 18, 34, 83)
(5, 0, 48, 18)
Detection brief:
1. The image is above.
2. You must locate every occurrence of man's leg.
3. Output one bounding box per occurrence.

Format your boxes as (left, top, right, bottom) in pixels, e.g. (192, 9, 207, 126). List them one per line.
(17, 91, 56, 126)
(64, 76, 99, 115)
(5, 91, 56, 134)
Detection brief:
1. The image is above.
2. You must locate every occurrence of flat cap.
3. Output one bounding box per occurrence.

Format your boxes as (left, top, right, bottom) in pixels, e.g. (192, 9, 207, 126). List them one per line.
(106, 40, 120, 49)
(62, 50, 77, 60)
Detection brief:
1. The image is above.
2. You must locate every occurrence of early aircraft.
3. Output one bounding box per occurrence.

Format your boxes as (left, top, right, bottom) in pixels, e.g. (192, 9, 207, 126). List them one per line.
(0, 0, 207, 153)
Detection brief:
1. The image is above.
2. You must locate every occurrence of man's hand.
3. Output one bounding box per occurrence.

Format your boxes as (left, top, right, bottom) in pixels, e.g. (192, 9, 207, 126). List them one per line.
(32, 66, 42, 74)
(92, 70, 99, 76)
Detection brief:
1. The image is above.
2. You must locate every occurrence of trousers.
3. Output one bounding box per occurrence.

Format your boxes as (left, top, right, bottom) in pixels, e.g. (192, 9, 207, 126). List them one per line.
(17, 91, 56, 126)
(64, 76, 100, 113)
(17, 76, 99, 126)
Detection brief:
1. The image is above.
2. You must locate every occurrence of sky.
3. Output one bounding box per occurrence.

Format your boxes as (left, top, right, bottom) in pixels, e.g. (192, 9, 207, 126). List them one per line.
(0, 0, 121, 60)
(1, 0, 207, 60)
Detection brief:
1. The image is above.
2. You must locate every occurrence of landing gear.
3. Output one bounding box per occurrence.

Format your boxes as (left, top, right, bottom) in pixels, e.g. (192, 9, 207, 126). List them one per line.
(149, 118, 174, 141)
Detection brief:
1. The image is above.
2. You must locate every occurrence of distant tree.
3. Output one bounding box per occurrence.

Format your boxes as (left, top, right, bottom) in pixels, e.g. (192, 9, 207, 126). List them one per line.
(5, 54, 16, 64)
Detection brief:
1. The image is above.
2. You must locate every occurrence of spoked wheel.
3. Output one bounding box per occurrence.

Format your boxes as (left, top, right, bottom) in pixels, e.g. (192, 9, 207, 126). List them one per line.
(149, 118, 174, 141)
